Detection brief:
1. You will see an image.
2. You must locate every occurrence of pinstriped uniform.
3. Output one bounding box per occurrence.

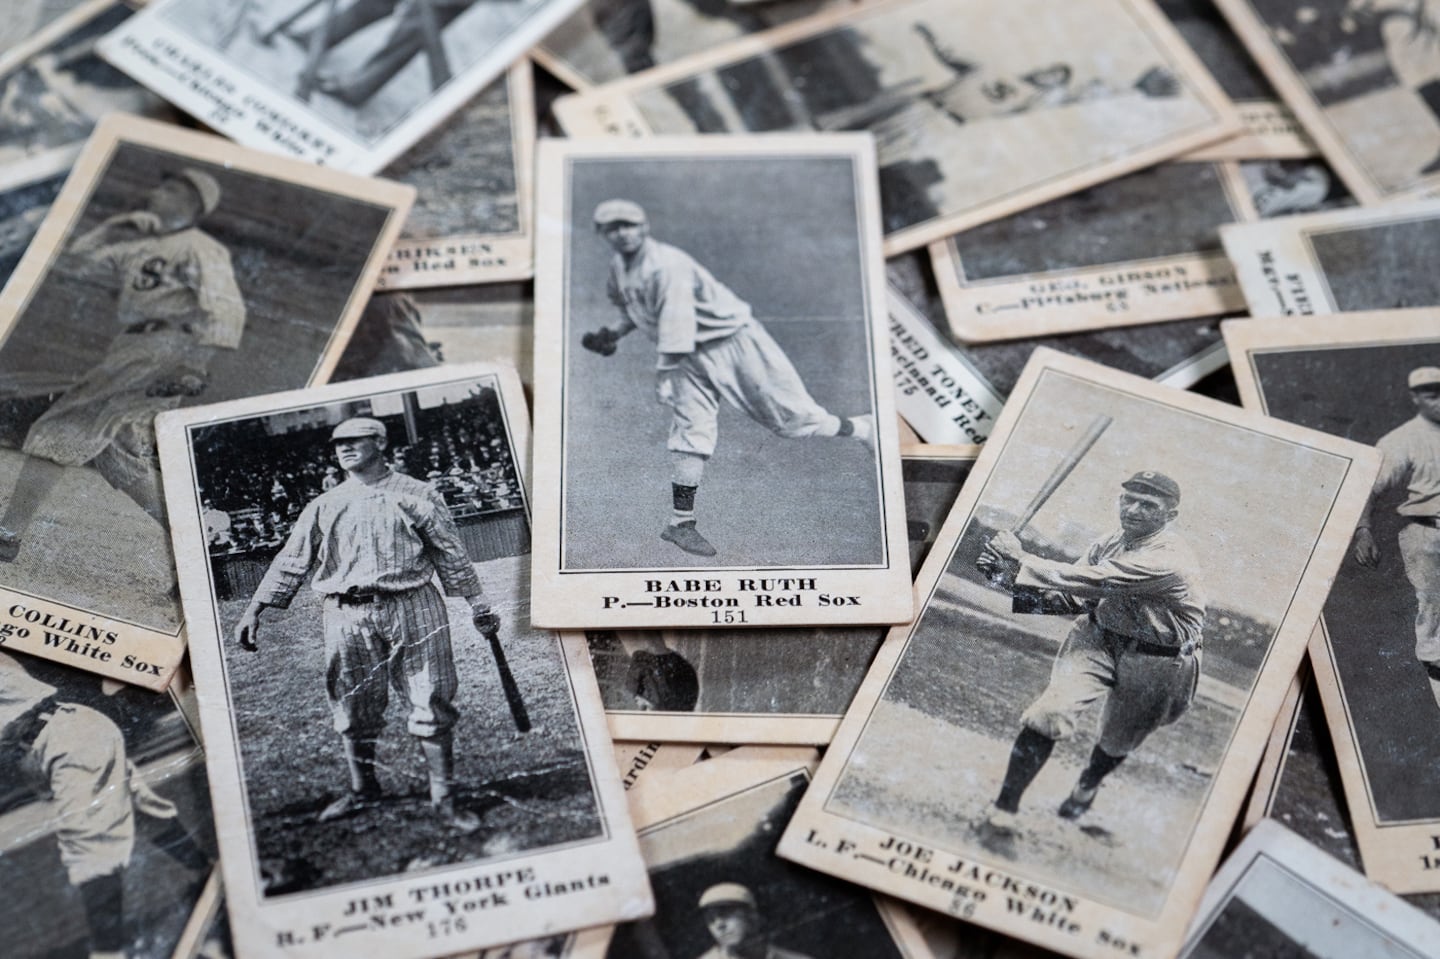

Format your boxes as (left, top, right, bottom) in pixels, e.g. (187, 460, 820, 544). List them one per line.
(253, 470, 482, 739)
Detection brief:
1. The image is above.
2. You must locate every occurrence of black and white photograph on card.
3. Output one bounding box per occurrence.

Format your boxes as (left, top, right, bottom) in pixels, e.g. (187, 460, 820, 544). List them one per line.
(1237, 158, 1354, 218)
(0, 170, 63, 285)
(0, 650, 218, 959)
(0, 0, 94, 59)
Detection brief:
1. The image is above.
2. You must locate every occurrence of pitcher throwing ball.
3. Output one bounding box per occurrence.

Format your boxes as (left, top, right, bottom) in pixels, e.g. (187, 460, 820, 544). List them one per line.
(583, 199, 875, 558)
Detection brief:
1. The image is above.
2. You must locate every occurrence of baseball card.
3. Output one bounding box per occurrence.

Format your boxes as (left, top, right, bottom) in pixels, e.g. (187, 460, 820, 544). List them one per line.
(376, 60, 535, 290)
(1220, 200, 1440, 316)
(550, 0, 1241, 256)
(1178, 821, 1440, 958)
(1233, 156, 1355, 218)
(0, 0, 179, 193)
(94, 0, 586, 173)
(614, 741, 706, 792)
(583, 446, 978, 745)
(0, 0, 95, 60)
(1212, 0, 1440, 204)
(0, 649, 220, 959)
(1226, 310, 1440, 893)
(531, 135, 912, 630)
(570, 749, 941, 959)
(154, 363, 653, 959)
(774, 348, 1380, 959)
(0, 170, 66, 287)
(0, 113, 412, 691)
(888, 289, 1001, 445)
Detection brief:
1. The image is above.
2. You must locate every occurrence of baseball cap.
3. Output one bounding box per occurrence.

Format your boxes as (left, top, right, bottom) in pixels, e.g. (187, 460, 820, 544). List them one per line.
(331, 417, 387, 442)
(1122, 470, 1181, 505)
(167, 168, 222, 217)
(593, 199, 647, 227)
(699, 883, 756, 910)
(1408, 367, 1440, 390)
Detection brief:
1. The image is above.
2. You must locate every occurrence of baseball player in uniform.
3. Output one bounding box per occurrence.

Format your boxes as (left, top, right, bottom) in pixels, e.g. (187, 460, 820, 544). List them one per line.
(0, 167, 244, 564)
(1354, 366, 1440, 709)
(234, 417, 500, 833)
(692, 883, 815, 959)
(977, 471, 1205, 833)
(583, 200, 875, 558)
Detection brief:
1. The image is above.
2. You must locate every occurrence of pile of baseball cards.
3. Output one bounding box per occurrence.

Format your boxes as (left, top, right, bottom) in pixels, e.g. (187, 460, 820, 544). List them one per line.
(3, 1, 1440, 958)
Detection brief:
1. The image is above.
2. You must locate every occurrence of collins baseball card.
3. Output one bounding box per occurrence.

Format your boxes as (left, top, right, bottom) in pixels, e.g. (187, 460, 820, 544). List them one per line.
(376, 61, 535, 289)
(1220, 200, 1440, 317)
(550, 0, 1241, 256)
(531, 135, 913, 630)
(95, 0, 585, 173)
(583, 446, 977, 745)
(153, 362, 652, 959)
(775, 349, 1380, 959)
(0, 113, 411, 691)
(1226, 310, 1440, 894)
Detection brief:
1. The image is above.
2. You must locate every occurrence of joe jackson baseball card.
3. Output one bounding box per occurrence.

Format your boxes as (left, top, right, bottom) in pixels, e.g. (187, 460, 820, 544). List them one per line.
(583, 446, 977, 745)
(0, 113, 412, 692)
(1212, 0, 1440, 204)
(153, 363, 652, 959)
(531, 135, 913, 630)
(1226, 310, 1440, 893)
(551, 0, 1241, 256)
(95, 0, 585, 173)
(1220, 200, 1440, 316)
(376, 61, 535, 289)
(775, 349, 1379, 959)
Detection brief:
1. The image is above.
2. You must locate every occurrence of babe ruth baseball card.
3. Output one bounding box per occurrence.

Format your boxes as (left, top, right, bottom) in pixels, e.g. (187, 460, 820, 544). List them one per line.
(583, 446, 978, 745)
(376, 61, 535, 290)
(1177, 821, 1440, 958)
(0, 649, 220, 959)
(570, 749, 940, 959)
(1220, 200, 1440, 317)
(531, 135, 913, 630)
(775, 348, 1380, 959)
(153, 363, 652, 959)
(95, 0, 585, 174)
(0, 113, 412, 692)
(1226, 310, 1440, 893)
(1212, 0, 1440, 204)
(550, 0, 1241, 256)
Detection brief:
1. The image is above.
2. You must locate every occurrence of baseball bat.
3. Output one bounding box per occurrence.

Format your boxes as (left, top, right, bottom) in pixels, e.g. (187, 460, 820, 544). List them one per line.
(1011, 414, 1113, 535)
(483, 627, 532, 732)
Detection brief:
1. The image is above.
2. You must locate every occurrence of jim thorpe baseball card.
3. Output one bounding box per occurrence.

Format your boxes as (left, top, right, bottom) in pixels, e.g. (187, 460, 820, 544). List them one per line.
(531, 135, 913, 630)
(153, 363, 653, 959)
(550, 0, 1242, 257)
(1220, 200, 1440, 317)
(773, 348, 1380, 959)
(1212, 0, 1440, 204)
(0, 114, 412, 692)
(376, 60, 535, 290)
(0, 649, 220, 959)
(94, 0, 586, 175)
(582, 446, 977, 745)
(1225, 310, 1440, 893)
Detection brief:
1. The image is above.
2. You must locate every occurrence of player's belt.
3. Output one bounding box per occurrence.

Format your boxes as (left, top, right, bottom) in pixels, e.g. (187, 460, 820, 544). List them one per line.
(335, 589, 381, 606)
(1408, 515, 1440, 529)
(1095, 621, 1186, 658)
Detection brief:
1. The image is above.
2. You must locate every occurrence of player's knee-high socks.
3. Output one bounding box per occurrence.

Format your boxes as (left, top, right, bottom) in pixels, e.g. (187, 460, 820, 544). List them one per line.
(77, 870, 126, 957)
(419, 733, 481, 833)
(995, 726, 1055, 813)
(1075, 745, 1126, 792)
(669, 451, 706, 527)
(343, 737, 382, 796)
(1420, 82, 1440, 174)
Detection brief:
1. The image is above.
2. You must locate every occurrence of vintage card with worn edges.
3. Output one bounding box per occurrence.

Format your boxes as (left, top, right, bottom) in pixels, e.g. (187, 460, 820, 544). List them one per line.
(0, 113, 411, 691)
(552, 0, 1241, 256)
(775, 348, 1380, 959)
(887, 289, 1002, 445)
(96, 0, 585, 173)
(153, 363, 653, 959)
(1212, 0, 1440, 205)
(377, 61, 535, 289)
(531, 135, 912, 630)
(1220, 200, 1440, 317)
(1225, 310, 1440, 893)
(582, 446, 978, 745)
(572, 749, 940, 959)
(1178, 821, 1440, 958)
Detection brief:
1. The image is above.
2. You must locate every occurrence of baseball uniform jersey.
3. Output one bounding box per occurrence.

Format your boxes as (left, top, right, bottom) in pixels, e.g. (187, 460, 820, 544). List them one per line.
(1373, 413, 1440, 665)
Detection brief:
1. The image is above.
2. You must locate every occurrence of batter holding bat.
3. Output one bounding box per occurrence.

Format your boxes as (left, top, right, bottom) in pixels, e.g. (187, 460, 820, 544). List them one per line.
(583, 199, 876, 558)
(977, 459, 1206, 835)
(233, 416, 502, 833)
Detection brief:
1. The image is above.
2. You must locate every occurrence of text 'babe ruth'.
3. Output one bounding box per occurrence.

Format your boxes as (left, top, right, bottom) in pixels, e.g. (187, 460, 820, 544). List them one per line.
(234, 417, 500, 833)
(582, 199, 876, 558)
(977, 471, 1205, 834)
(1354, 366, 1440, 710)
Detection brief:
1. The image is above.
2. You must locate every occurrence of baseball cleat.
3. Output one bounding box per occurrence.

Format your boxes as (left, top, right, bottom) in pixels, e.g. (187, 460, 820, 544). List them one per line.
(317, 788, 382, 823)
(981, 803, 1020, 837)
(1058, 784, 1098, 820)
(433, 799, 483, 835)
(662, 521, 717, 557)
(850, 414, 876, 453)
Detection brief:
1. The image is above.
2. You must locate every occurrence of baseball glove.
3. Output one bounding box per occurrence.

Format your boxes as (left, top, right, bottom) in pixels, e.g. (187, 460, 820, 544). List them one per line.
(581, 328, 620, 356)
